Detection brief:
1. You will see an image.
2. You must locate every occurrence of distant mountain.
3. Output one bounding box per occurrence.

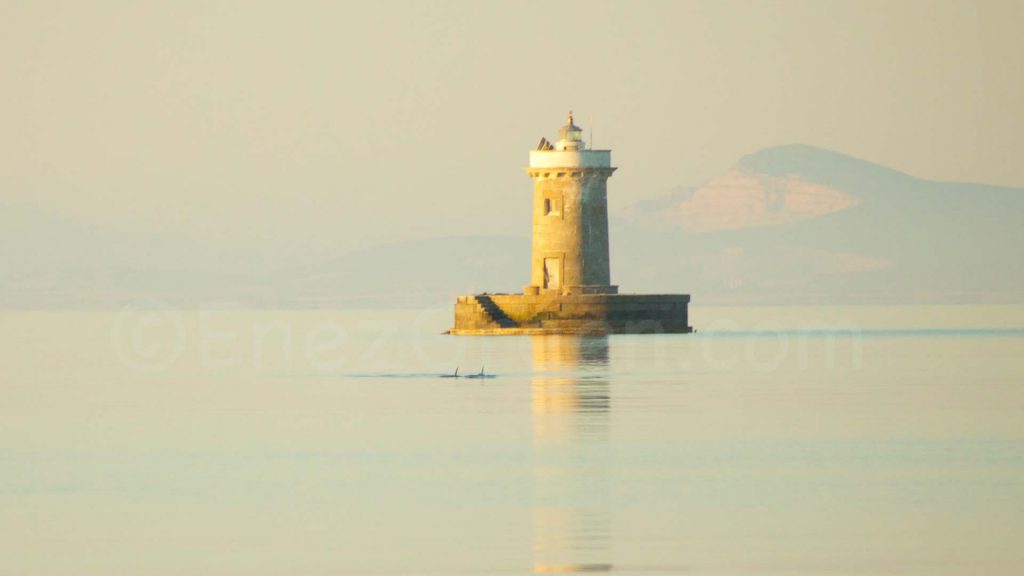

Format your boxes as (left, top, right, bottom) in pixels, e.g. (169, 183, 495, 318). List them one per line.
(616, 144, 1024, 304)
(3, 144, 1021, 308)
(0, 231, 529, 309)
(270, 235, 528, 308)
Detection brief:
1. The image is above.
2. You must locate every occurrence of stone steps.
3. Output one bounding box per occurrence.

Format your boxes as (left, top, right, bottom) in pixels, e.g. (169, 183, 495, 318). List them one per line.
(472, 295, 518, 328)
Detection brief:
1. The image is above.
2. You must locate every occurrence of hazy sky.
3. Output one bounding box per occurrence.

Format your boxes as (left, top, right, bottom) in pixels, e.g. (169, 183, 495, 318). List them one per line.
(3, 0, 1023, 270)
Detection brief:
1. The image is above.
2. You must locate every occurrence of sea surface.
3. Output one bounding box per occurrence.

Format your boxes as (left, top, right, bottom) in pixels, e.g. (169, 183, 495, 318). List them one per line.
(1, 305, 1023, 575)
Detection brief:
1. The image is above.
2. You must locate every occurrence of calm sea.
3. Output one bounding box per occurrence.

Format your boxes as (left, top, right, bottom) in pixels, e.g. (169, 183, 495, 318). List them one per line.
(1, 305, 1023, 575)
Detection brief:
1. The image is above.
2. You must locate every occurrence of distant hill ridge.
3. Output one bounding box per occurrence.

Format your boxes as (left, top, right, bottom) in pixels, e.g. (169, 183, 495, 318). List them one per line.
(738, 144, 916, 190)
(2, 144, 1021, 307)
(616, 143, 1024, 304)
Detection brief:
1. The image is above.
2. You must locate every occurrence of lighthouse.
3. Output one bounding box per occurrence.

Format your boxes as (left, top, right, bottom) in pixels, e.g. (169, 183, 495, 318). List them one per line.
(450, 113, 691, 335)
(525, 112, 617, 296)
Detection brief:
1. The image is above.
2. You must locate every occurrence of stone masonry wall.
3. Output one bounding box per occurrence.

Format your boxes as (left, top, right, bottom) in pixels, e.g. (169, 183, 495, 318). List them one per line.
(452, 294, 691, 334)
(528, 167, 616, 294)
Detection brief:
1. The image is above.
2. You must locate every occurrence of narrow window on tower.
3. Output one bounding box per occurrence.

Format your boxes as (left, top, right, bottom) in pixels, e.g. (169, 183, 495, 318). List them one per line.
(544, 198, 551, 215)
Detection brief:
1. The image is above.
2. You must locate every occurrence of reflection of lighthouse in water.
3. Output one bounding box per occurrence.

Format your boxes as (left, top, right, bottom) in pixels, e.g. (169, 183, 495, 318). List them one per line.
(531, 336, 613, 573)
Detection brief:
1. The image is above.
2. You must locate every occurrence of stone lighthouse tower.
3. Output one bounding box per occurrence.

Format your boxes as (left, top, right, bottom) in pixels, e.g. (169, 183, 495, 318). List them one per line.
(525, 112, 618, 296)
(449, 113, 691, 335)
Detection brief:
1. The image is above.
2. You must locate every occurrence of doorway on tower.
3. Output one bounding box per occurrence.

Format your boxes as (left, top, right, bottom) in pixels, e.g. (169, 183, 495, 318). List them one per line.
(543, 258, 561, 290)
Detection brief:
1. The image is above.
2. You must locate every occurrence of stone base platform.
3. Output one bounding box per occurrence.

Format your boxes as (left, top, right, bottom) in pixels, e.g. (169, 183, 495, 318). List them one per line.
(449, 293, 691, 335)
